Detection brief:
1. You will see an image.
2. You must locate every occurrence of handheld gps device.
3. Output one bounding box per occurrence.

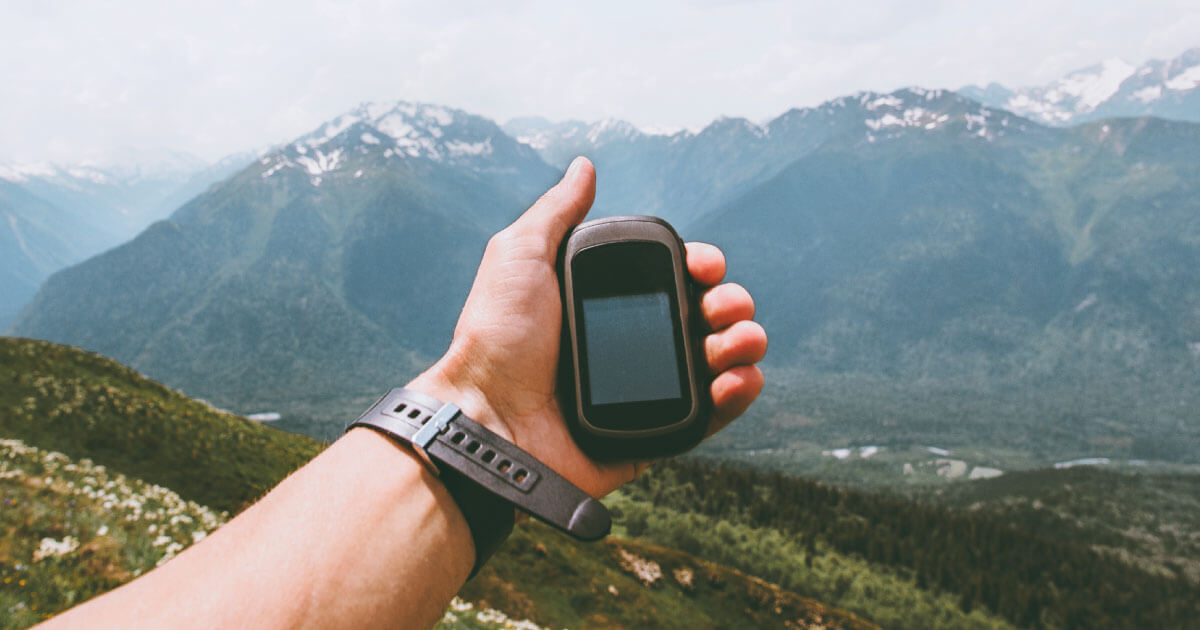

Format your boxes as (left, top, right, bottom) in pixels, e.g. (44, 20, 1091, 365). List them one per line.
(558, 215, 711, 460)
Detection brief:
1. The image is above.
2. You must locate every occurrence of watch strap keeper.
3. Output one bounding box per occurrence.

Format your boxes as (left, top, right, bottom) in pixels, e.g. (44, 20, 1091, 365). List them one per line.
(346, 388, 611, 577)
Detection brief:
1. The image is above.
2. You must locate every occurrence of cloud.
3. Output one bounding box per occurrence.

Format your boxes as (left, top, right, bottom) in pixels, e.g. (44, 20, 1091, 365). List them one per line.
(0, 0, 1195, 164)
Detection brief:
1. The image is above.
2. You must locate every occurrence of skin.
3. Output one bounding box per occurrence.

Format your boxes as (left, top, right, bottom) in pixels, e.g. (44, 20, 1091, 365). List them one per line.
(40, 157, 767, 629)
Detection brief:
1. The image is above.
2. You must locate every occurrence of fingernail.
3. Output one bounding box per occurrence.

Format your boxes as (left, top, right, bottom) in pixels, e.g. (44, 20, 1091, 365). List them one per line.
(564, 156, 585, 182)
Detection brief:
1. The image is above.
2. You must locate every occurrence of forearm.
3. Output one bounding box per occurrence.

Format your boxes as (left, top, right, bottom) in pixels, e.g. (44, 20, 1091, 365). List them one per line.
(41, 429, 474, 630)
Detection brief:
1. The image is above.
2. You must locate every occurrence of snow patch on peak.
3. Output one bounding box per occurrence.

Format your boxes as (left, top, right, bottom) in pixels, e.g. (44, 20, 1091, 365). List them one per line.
(864, 107, 951, 132)
(295, 149, 343, 176)
(1132, 85, 1163, 103)
(363, 102, 394, 121)
(1057, 58, 1135, 110)
(374, 115, 415, 142)
(586, 118, 640, 144)
(273, 99, 514, 174)
(64, 167, 110, 184)
(635, 123, 687, 137)
(867, 95, 904, 110)
(0, 162, 57, 183)
(446, 139, 492, 158)
(1165, 64, 1200, 91)
(421, 105, 453, 127)
(307, 114, 362, 148)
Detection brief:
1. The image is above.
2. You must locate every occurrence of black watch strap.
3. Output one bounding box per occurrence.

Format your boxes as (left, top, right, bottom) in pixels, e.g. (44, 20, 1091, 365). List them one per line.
(347, 388, 611, 575)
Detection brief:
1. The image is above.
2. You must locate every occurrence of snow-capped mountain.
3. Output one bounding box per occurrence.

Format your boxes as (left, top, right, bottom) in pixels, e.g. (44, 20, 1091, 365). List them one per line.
(505, 88, 1044, 227)
(960, 47, 1200, 126)
(16, 88, 1200, 463)
(9, 100, 563, 411)
(256, 101, 553, 200)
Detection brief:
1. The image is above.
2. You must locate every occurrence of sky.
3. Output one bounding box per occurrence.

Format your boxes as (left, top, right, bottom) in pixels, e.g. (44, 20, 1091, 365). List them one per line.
(1, 0, 1198, 165)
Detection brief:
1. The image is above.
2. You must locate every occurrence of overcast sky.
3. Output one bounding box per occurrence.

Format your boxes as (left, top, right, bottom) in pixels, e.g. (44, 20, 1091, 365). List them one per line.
(2, 0, 1197, 164)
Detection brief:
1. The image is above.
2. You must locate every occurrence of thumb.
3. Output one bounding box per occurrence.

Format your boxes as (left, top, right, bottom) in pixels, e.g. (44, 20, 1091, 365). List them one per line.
(510, 156, 596, 246)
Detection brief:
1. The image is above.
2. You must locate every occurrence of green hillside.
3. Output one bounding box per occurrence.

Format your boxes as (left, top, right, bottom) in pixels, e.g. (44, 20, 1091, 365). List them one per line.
(0, 337, 323, 513)
(624, 459, 1200, 629)
(922, 467, 1200, 583)
(1, 438, 224, 627)
(0, 338, 875, 629)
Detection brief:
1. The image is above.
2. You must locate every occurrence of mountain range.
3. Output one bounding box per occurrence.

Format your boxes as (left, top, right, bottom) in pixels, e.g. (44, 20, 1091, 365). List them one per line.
(0, 152, 253, 328)
(10, 102, 557, 416)
(9, 64, 1200, 465)
(959, 47, 1200, 126)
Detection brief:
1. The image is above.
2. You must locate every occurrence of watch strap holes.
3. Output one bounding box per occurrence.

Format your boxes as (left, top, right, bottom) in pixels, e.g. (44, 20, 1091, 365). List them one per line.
(451, 432, 465, 444)
(497, 460, 512, 473)
(513, 469, 528, 483)
(466, 440, 481, 454)
(481, 450, 496, 463)
(393, 403, 408, 414)
(409, 408, 423, 420)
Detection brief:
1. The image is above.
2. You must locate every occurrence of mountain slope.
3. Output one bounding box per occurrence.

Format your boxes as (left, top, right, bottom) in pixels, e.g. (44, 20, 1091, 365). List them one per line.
(0, 337, 877, 630)
(0, 337, 323, 512)
(0, 182, 109, 328)
(0, 153, 253, 330)
(960, 47, 1200, 125)
(693, 113, 1200, 467)
(10, 102, 558, 420)
(12, 90, 1200, 463)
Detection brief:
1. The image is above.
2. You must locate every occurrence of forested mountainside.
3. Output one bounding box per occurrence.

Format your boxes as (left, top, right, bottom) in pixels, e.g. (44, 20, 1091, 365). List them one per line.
(12, 92, 1200, 479)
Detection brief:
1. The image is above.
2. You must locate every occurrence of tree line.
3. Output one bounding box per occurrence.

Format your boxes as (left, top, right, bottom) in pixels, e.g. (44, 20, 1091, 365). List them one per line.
(624, 459, 1199, 629)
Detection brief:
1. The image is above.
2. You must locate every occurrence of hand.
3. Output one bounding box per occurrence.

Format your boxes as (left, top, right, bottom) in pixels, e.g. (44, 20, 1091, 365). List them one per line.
(407, 157, 766, 498)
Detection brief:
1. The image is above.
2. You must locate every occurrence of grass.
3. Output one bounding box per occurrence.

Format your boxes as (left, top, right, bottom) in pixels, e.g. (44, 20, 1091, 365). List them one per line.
(0, 438, 223, 628)
(1, 337, 875, 629)
(0, 337, 324, 513)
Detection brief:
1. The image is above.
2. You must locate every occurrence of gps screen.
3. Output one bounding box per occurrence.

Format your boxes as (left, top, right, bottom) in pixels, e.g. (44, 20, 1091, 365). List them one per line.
(581, 291, 683, 406)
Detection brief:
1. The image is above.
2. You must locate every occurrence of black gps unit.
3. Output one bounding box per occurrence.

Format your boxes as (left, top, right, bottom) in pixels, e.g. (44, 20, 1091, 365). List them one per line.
(558, 215, 711, 460)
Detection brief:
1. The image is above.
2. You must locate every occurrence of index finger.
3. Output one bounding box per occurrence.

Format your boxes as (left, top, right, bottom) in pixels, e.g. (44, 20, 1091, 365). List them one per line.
(686, 242, 725, 287)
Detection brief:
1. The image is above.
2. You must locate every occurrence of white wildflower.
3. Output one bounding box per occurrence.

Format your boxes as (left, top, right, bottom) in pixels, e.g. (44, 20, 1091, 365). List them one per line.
(617, 548, 663, 586)
(33, 536, 79, 561)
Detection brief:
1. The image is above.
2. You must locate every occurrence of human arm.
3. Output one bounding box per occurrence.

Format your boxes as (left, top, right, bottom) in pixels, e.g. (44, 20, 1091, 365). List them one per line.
(39, 157, 767, 629)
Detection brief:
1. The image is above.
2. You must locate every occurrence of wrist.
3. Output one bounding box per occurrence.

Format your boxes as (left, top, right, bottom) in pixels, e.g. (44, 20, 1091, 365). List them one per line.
(406, 352, 510, 444)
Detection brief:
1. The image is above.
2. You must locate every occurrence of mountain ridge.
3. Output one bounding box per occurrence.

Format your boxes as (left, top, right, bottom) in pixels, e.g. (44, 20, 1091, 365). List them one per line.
(959, 46, 1200, 126)
(11, 89, 1200, 465)
(0, 151, 254, 330)
(10, 100, 560, 419)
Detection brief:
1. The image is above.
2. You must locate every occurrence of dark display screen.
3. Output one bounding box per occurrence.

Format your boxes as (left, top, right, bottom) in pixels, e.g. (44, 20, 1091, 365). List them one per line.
(581, 291, 683, 405)
(571, 241, 692, 432)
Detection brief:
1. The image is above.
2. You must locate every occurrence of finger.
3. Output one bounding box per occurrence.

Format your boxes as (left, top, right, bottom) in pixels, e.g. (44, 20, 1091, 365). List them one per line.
(685, 242, 725, 287)
(707, 364, 765, 437)
(704, 319, 768, 374)
(700, 283, 755, 331)
(510, 156, 596, 248)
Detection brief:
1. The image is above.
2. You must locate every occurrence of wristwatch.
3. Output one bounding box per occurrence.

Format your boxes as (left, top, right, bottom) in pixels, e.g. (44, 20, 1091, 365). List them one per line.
(347, 388, 611, 576)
